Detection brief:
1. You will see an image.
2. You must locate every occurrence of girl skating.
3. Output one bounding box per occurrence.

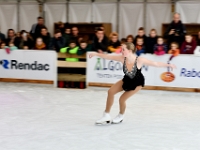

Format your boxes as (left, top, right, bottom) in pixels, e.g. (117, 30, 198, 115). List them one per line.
(89, 42, 176, 124)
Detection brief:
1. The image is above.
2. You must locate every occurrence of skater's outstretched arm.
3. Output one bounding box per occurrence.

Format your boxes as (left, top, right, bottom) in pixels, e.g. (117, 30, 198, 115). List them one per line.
(89, 52, 123, 62)
(138, 57, 176, 70)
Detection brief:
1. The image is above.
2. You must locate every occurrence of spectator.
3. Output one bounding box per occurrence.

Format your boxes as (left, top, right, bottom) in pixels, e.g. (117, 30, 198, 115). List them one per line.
(18, 30, 33, 49)
(136, 37, 145, 56)
(168, 42, 180, 57)
(120, 38, 127, 45)
(0, 27, 6, 42)
(107, 32, 121, 53)
(63, 27, 71, 47)
(5, 29, 20, 48)
(197, 31, 200, 46)
(49, 29, 65, 52)
(126, 35, 134, 44)
(154, 36, 167, 56)
(180, 34, 196, 54)
(40, 27, 51, 49)
(146, 29, 158, 54)
(164, 12, 186, 48)
(34, 37, 46, 50)
(0, 42, 6, 49)
(23, 45, 29, 50)
(77, 40, 91, 55)
(30, 17, 46, 40)
(71, 26, 79, 45)
(57, 21, 65, 34)
(9, 42, 18, 50)
(134, 27, 147, 46)
(60, 40, 79, 62)
(16, 32, 21, 38)
(92, 28, 108, 53)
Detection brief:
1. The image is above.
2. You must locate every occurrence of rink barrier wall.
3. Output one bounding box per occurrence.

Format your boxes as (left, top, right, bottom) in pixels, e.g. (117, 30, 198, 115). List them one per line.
(87, 53, 200, 92)
(0, 50, 57, 87)
(57, 53, 87, 86)
(88, 83, 200, 93)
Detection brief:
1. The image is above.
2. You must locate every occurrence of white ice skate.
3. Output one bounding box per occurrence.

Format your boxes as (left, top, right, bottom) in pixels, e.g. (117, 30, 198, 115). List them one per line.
(112, 114, 124, 124)
(95, 112, 111, 125)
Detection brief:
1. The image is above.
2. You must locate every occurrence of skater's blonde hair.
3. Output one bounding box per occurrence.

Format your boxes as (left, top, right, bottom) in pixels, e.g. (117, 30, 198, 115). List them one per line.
(124, 42, 136, 53)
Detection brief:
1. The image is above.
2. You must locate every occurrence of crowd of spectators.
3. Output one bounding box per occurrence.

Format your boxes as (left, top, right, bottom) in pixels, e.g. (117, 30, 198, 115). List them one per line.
(1, 13, 200, 59)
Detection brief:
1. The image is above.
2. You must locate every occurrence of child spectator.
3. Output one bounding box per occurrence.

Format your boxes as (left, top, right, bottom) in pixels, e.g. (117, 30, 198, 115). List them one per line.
(34, 37, 46, 50)
(120, 38, 127, 45)
(63, 27, 71, 47)
(107, 32, 121, 53)
(136, 37, 145, 56)
(168, 42, 180, 60)
(134, 27, 147, 46)
(77, 40, 91, 55)
(180, 34, 197, 54)
(60, 40, 79, 62)
(146, 29, 158, 54)
(9, 42, 18, 50)
(49, 29, 66, 52)
(0, 42, 6, 49)
(126, 35, 134, 44)
(154, 37, 167, 55)
(40, 27, 51, 49)
(23, 45, 29, 50)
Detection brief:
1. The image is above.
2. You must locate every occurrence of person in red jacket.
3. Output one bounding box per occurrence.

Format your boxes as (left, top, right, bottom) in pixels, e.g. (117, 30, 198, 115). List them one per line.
(180, 34, 196, 54)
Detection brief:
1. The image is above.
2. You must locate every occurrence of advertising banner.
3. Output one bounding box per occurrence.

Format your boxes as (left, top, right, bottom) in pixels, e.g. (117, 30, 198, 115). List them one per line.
(0, 50, 57, 86)
(87, 53, 200, 88)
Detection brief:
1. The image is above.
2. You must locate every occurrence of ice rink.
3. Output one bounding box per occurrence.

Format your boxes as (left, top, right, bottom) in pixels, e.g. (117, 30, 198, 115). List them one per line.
(0, 82, 200, 150)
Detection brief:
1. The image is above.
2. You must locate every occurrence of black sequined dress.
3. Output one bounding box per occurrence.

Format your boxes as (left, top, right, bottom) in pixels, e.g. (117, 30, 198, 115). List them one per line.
(122, 57, 145, 91)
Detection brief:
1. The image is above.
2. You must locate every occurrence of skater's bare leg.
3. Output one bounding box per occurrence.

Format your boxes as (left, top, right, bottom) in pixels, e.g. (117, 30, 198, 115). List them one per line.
(105, 80, 123, 113)
(119, 86, 142, 114)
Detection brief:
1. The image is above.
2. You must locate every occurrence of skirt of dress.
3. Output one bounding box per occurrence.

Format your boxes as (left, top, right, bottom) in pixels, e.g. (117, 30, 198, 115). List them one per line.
(122, 73, 145, 91)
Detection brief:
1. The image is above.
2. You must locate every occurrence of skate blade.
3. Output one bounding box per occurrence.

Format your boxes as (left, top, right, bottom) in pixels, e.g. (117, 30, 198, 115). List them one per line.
(95, 121, 111, 126)
(111, 120, 123, 124)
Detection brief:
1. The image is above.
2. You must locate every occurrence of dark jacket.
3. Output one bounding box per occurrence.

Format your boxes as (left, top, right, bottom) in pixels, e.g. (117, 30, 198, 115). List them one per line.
(146, 36, 158, 54)
(77, 44, 92, 55)
(18, 37, 34, 49)
(0, 32, 6, 41)
(92, 35, 109, 52)
(5, 37, 20, 48)
(49, 37, 66, 52)
(41, 33, 51, 50)
(164, 21, 186, 46)
(63, 33, 71, 47)
(134, 35, 148, 46)
(30, 23, 46, 40)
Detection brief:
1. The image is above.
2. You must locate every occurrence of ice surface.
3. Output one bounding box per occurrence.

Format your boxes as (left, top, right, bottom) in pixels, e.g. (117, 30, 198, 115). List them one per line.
(0, 82, 200, 150)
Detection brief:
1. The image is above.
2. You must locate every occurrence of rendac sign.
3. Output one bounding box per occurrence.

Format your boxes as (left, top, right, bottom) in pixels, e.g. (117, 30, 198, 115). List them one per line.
(0, 50, 57, 86)
(0, 59, 50, 71)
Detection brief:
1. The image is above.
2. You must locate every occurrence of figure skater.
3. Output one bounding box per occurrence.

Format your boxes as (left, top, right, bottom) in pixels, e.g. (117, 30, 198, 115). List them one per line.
(89, 42, 176, 124)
